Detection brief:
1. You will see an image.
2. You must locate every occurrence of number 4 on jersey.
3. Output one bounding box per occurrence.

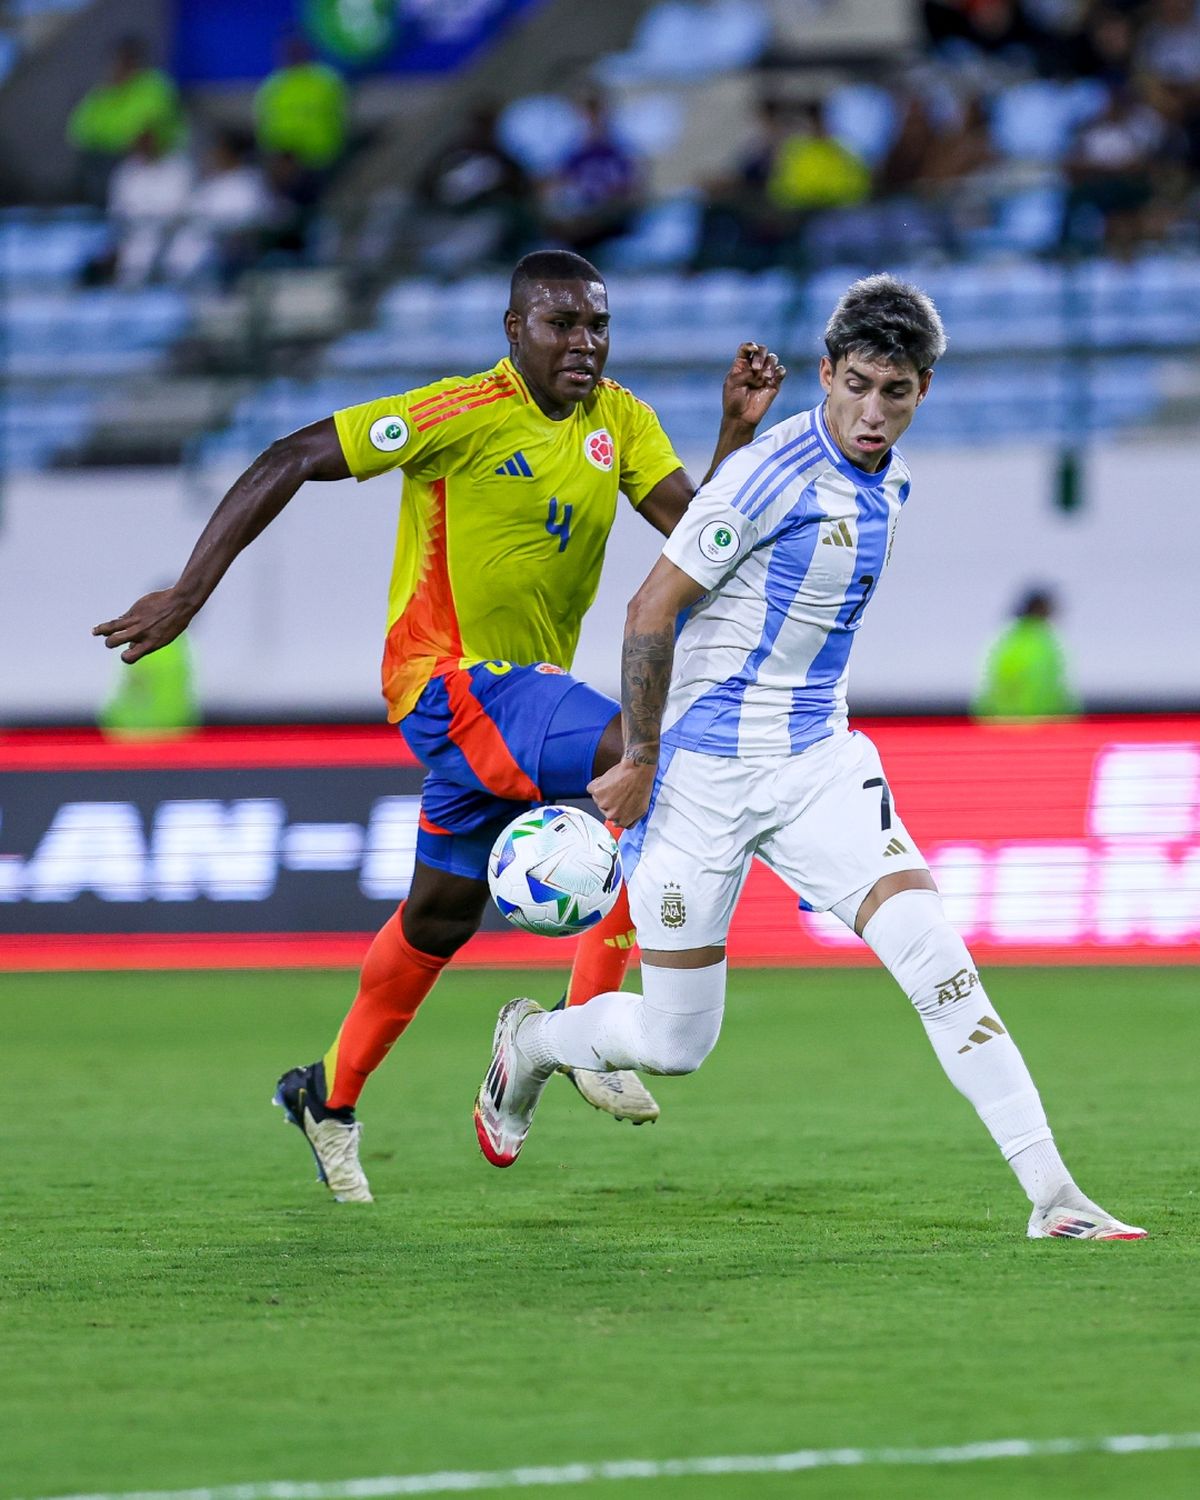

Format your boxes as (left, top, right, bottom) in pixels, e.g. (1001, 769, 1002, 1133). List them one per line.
(545, 497, 573, 553)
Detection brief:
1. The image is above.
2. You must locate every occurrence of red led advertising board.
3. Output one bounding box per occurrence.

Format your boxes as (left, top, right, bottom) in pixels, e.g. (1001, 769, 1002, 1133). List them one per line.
(2, 719, 1199, 970)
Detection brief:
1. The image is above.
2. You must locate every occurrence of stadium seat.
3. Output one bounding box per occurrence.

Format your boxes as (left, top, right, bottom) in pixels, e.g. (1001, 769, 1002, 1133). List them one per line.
(596, 0, 770, 84)
(497, 96, 587, 175)
(610, 91, 686, 160)
(3, 287, 190, 377)
(0, 388, 98, 469)
(603, 196, 702, 271)
(0, 210, 110, 284)
(823, 84, 900, 169)
(4, 0, 90, 13)
(989, 79, 1108, 164)
(0, 33, 19, 86)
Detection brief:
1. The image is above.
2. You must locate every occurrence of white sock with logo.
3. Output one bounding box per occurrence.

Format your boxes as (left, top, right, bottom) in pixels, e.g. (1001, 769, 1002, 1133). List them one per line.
(517, 961, 727, 1077)
(854, 889, 1079, 1209)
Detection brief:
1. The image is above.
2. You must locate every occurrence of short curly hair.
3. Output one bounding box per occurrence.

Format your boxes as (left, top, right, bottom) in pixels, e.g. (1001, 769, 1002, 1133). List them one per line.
(824, 273, 947, 374)
(510, 250, 603, 309)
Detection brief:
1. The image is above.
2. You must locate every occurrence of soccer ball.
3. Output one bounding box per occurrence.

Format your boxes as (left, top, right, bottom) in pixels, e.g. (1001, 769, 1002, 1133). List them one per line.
(488, 805, 622, 938)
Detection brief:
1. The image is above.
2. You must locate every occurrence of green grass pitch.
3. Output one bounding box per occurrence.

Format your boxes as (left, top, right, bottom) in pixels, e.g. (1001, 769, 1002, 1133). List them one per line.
(2, 964, 1198, 1500)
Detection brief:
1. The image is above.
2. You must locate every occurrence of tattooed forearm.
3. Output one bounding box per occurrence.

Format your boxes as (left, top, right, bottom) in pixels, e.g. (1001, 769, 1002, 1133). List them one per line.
(621, 626, 676, 765)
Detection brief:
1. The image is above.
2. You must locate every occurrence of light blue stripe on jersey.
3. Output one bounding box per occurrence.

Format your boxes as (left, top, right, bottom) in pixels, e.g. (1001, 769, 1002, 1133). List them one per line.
(664, 491, 822, 755)
(787, 484, 893, 751)
(745, 443, 823, 523)
(729, 429, 821, 518)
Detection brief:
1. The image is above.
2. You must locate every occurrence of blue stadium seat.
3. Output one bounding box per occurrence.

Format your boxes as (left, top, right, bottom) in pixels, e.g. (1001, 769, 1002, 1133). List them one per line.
(604, 196, 702, 271)
(989, 78, 1107, 163)
(3, 287, 190, 376)
(823, 84, 900, 169)
(596, 0, 769, 84)
(207, 260, 1194, 461)
(0, 211, 111, 284)
(0, 388, 98, 469)
(497, 96, 586, 175)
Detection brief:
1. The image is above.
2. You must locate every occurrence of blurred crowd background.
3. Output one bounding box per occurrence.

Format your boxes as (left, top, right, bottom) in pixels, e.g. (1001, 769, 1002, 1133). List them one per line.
(1, 0, 1198, 724)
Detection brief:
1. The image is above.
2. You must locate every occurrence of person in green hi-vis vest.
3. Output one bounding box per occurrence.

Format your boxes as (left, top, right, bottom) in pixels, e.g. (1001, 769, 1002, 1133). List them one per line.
(100, 631, 199, 739)
(974, 587, 1079, 722)
(67, 36, 185, 202)
(254, 32, 348, 172)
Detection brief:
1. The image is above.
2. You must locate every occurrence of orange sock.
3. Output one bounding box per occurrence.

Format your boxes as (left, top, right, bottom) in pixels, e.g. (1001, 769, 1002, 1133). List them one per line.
(323, 903, 448, 1110)
(566, 875, 636, 1007)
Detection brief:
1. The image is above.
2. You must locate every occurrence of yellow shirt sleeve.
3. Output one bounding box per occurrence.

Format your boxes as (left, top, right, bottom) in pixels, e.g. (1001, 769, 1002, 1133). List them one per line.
(333, 374, 504, 482)
(607, 383, 685, 507)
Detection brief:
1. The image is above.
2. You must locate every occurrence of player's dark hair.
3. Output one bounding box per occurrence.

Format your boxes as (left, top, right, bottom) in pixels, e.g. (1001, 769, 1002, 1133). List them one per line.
(509, 250, 604, 308)
(824, 273, 947, 374)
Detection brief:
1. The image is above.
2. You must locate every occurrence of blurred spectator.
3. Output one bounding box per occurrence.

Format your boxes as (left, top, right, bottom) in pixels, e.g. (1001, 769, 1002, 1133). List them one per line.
(1060, 86, 1171, 253)
(414, 105, 535, 273)
(254, 32, 348, 173)
(1138, 0, 1200, 89)
(1071, 5, 1138, 91)
(67, 36, 185, 205)
(162, 133, 273, 285)
(105, 130, 194, 287)
(261, 151, 324, 262)
(875, 92, 940, 198)
(916, 92, 996, 186)
(695, 97, 871, 268)
(542, 94, 642, 255)
(100, 632, 199, 739)
(920, 0, 1041, 62)
(974, 587, 1078, 721)
(766, 101, 871, 213)
(870, 89, 995, 256)
(694, 95, 794, 269)
(1138, 0, 1200, 171)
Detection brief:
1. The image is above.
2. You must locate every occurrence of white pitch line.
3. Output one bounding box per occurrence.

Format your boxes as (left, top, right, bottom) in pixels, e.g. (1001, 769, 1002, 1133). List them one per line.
(24, 1432, 1200, 1500)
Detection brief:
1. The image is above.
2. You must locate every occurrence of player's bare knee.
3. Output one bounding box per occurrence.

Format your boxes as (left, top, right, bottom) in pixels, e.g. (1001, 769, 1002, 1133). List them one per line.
(400, 905, 479, 959)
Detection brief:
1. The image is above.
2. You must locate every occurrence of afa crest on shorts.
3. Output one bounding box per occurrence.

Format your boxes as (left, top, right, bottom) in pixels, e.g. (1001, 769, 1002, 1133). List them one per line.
(584, 429, 614, 471)
(661, 883, 686, 928)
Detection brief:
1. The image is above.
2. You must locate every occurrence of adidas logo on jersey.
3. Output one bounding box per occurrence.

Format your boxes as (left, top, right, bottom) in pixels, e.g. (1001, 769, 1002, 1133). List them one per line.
(822, 520, 854, 547)
(494, 451, 533, 477)
(883, 837, 908, 856)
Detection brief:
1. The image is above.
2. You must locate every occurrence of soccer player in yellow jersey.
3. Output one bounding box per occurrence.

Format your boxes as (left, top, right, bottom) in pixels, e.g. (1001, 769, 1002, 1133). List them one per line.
(95, 250, 784, 1202)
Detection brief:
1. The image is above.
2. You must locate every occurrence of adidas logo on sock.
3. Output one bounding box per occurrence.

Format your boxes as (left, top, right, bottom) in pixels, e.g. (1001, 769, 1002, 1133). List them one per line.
(822, 520, 853, 547)
(957, 1014, 1007, 1054)
(883, 837, 908, 856)
(494, 451, 533, 477)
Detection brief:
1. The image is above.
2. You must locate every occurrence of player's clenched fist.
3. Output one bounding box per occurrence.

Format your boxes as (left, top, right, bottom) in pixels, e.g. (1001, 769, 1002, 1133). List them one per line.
(588, 758, 656, 828)
(93, 586, 194, 664)
(721, 342, 787, 429)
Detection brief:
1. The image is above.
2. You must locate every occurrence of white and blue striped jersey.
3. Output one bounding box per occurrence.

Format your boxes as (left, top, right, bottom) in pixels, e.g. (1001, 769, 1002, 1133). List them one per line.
(659, 402, 911, 758)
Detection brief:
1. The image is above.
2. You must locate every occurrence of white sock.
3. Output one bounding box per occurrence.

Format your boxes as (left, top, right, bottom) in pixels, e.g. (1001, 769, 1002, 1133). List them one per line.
(858, 890, 1076, 1208)
(518, 961, 727, 1077)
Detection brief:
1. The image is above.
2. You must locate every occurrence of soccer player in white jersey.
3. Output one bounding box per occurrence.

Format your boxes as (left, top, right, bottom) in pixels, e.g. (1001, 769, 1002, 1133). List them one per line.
(474, 273, 1145, 1242)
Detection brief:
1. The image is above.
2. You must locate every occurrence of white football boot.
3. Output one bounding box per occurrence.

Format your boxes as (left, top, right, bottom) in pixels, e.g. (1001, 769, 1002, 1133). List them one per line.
(564, 1066, 660, 1124)
(474, 997, 553, 1167)
(273, 1063, 373, 1204)
(1027, 1186, 1145, 1240)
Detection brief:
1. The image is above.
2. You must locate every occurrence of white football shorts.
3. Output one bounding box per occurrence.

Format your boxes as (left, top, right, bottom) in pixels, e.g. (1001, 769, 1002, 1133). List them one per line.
(625, 729, 929, 950)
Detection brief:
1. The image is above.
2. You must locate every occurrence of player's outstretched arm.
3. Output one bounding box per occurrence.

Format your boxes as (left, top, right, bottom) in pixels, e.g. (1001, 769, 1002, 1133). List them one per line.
(637, 343, 785, 536)
(588, 556, 705, 827)
(93, 418, 350, 663)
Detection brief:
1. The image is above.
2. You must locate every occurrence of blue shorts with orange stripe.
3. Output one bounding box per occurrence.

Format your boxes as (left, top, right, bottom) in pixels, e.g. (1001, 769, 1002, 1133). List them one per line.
(398, 661, 619, 881)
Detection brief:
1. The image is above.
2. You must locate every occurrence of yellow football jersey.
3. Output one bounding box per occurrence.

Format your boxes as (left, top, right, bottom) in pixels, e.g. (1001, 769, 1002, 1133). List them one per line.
(334, 356, 683, 721)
